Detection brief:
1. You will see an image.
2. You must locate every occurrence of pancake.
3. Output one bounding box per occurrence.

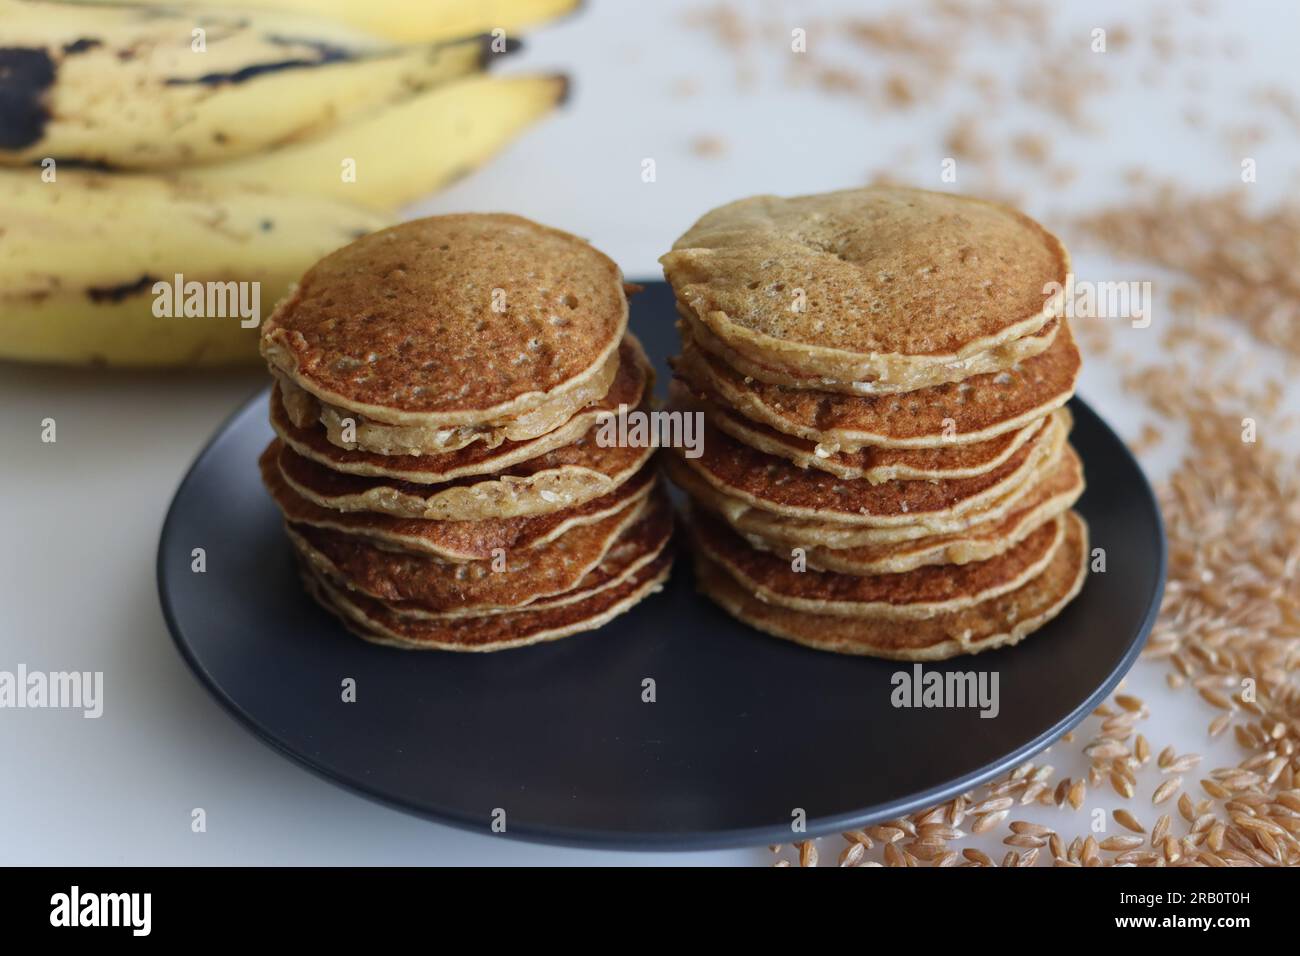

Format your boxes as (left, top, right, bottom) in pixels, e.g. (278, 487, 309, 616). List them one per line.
(668, 407, 1068, 527)
(271, 337, 651, 482)
(695, 511, 1089, 659)
(692, 507, 1066, 620)
(710, 402, 1044, 483)
(742, 444, 1083, 574)
(674, 320, 1080, 452)
(660, 187, 1068, 385)
(276, 411, 657, 521)
(276, 344, 620, 456)
(288, 490, 671, 611)
(680, 307, 1061, 395)
(304, 549, 673, 651)
(663, 438, 1063, 548)
(262, 213, 628, 429)
(258, 441, 657, 561)
(676, 380, 1044, 483)
(377, 509, 675, 621)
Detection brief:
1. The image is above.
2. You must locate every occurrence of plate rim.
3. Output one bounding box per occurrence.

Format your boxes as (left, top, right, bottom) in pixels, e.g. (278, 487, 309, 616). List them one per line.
(157, 320, 1166, 854)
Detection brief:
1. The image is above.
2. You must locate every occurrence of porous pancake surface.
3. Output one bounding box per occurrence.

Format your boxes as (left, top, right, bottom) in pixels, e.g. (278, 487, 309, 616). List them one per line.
(661, 187, 1068, 380)
(695, 512, 1088, 659)
(262, 213, 627, 423)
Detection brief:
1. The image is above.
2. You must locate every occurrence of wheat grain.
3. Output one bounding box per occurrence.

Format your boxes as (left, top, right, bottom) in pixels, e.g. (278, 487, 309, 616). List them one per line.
(969, 797, 1014, 815)
(842, 829, 872, 848)
(1100, 835, 1145, 852)
(1068, 779, 1086, 810)
(972, 810, 1010, 834)
(1153, 777, 1183, 804)
(1114, 809, 1145, 833)
(1111, 772, 1136, 799)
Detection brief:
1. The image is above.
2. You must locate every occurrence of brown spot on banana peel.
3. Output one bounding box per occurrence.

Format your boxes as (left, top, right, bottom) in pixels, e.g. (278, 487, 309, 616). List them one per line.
(0, 47, 55, 150)
(87, 275, 158, 304)
(36, 157, 115, 171)
(554, 73, 572, 107)
(474, 34, 523, 68)
(61, 38, 102, 56)
(166, 56, 348, 87)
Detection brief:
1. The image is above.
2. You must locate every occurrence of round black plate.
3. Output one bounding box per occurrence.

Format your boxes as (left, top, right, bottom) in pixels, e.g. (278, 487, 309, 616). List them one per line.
(158, 281, 1165, 850)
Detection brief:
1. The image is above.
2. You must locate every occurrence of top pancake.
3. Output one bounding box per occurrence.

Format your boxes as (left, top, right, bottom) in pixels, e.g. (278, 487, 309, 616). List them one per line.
(660, 187, 1068, 385)
(261, 213, 628, 427)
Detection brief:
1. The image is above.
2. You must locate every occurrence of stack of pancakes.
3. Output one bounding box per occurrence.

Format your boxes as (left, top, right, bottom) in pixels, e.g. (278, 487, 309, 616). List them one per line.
(256, 214, 673, 651)
(661, 187, 1088, 659)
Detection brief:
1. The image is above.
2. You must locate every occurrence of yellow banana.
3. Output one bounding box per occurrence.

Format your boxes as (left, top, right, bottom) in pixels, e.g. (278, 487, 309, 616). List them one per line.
(35, 0, 582, 43)
(0, 0, 513, 169)
(0, 168, 390, 365)
(186, 72, 567, 210)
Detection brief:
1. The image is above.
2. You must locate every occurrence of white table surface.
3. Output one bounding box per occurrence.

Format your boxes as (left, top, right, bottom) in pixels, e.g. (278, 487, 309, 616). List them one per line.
(3, 0, 1296, 865)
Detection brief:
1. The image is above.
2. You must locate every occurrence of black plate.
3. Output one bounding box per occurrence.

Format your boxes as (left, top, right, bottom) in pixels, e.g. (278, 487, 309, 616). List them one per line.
(158, 281, 1165, 850)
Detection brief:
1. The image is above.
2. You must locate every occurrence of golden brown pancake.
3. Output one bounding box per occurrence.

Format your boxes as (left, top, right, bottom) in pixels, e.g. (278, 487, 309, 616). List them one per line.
(262, 213, 628, 428)
(258, 440, 657, 561)
(660, 187, 1068, 385)
(288, 490, 671, 611)
(665, 439, 1062, 549)
(675, 380, 1044, 483)
(668, 408, 1067, 527)
(674, 321, 1080, 452)
(305, 549, 673, 651)
(377, 510, 676, 620)
(276, 346, 621, 456)
(750, 444, 1084, 575)
(692, 507, 1065, 619)
(680, 308, 1061, 395)
(276, 413, 657, 521)
(271, 337, 651, 482)
(695, 512, 1088, 659)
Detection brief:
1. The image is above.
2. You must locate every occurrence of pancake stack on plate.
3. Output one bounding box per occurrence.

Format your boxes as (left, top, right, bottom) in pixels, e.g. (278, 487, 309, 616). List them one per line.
(256, 214, 673, 651)
(661, 187, 1088, 660)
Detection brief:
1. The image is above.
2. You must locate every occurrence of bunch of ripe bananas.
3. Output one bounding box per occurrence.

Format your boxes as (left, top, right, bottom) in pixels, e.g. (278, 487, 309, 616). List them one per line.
(0, 0, 574, 365)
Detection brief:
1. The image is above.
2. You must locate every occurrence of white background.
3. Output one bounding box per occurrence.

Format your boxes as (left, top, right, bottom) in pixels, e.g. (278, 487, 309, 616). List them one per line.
(2, 0, 1297, 865)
